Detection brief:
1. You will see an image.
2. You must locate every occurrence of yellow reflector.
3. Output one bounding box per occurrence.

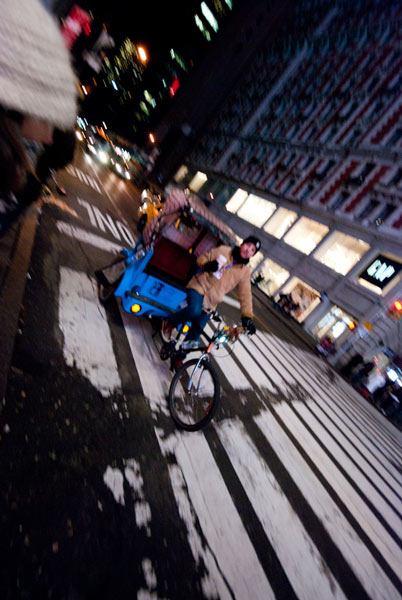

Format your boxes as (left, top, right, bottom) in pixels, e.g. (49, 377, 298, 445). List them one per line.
(131, 303, 141, 313)
(182, 324, 190, 333)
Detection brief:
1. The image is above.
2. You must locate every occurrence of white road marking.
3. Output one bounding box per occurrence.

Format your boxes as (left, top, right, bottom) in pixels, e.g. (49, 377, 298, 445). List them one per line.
(255, 411, 402, 600)
(222, 295, 240, 308)
(156, 428, 276, 600)
(65, 164, 102, 193)
(58, 267, 121, 396)
(103, 466, 125, 505)
(273, 401, 402, 575)
(217, 419, 347, 600)
(204, 323, 252, 390)
(56, 220, 124, 253)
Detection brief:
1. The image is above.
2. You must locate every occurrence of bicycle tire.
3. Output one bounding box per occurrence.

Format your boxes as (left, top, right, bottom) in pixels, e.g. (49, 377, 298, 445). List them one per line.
(168, 358, 220, 431)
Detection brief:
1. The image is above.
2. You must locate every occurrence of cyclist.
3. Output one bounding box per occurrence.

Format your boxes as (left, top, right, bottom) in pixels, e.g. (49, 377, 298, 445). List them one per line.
(161, 236, 260, 349)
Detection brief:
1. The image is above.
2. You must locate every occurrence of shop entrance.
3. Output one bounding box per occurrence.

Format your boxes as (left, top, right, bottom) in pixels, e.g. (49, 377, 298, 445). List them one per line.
(311, 305, 356, 340)
(276, 277, 321, 322)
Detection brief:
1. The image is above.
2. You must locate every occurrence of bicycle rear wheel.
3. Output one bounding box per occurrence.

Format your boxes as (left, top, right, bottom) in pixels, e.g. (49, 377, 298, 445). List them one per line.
(168, 358, 220, 431)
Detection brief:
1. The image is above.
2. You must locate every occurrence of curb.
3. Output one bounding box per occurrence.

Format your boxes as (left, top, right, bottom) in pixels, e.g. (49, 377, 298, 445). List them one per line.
(0, 200, 42, 401)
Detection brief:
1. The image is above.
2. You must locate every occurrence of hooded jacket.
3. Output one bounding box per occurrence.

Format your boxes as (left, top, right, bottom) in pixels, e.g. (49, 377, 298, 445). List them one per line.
(187, 245, 253, 317)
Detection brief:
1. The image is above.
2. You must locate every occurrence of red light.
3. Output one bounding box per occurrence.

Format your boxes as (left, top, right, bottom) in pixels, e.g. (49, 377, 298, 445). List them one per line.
(393, 300, 402, 311)
(83, 22, 91, 36)
(169, 77, 180, 97)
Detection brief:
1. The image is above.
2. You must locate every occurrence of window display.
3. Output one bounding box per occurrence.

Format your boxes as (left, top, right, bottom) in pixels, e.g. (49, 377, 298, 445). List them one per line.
(278, 277, 321, 322)
(237, 194, 276, 227)
(255, 258, 289, 296)
(264, 207, 298, 239)
(312, 305, 356, 340)
(283, 217, 329, 255)
(189, 171, 208, 193)
(226, 188, 248, 213)
(313, 231, 370, 275)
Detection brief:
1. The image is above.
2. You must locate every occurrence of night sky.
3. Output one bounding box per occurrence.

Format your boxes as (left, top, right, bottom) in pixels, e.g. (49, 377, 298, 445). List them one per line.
(80, 0, 204, 59)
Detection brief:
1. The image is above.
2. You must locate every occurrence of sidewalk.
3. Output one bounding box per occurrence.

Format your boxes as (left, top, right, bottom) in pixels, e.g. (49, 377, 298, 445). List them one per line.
(252, 285, 318, 351)
(0, 200, 43, 401)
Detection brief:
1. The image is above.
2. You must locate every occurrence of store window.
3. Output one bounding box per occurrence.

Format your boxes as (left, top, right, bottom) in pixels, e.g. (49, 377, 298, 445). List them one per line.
(189, 171, 208, 193)
(174, 165, 188, 182)
(255, 258, 290, 296)
(312, 306, 357, 340)
(277, 277, 321, 322)
(226, 188, 248, 213)
(264, 207, 298, 239)
(237, 194, 276, 227)
(283, 217, 329, 255)
(313, 231, 370, 275)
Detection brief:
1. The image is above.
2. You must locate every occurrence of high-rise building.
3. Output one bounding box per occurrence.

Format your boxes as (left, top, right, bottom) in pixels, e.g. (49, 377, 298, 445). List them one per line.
(165, 0, 402, 362)
(82, 1, 236, 143)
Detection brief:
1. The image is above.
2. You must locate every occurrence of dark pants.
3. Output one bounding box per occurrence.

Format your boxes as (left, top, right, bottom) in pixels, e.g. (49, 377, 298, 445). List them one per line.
(168, 289, 211, 341)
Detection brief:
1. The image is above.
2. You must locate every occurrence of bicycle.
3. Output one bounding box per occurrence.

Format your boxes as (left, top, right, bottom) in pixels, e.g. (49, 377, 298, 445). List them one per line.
(159, 314, 244, 431)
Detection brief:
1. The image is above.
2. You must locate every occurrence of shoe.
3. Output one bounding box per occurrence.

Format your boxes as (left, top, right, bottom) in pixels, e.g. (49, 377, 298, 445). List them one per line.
(181, 340, 200, 351)
(161, 319, 174, 342)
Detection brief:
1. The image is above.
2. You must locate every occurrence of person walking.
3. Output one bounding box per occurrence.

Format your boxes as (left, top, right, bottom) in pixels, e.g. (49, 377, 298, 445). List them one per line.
(161, 236, 261, 349)
(0, 0, 77, 235)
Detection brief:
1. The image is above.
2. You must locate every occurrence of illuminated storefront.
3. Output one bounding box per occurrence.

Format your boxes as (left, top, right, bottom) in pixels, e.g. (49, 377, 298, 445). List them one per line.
(313, 231, 370, 275)
(256, 258, 290, 297)
(276, 277, 321, 323)
(311, 306, 357, 341)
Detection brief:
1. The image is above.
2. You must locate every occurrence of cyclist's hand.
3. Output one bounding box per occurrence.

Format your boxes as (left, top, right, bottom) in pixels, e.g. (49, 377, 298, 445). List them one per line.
(241, 316, 256, 335)
(203, 260, 219, 273)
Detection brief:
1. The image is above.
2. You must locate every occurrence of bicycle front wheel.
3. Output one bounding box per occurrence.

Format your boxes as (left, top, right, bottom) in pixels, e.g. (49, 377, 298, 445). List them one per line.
(168, 358, 220, 431)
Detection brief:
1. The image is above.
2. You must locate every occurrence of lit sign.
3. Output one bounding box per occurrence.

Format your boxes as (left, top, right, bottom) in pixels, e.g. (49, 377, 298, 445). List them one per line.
(360, 254, 402, 289)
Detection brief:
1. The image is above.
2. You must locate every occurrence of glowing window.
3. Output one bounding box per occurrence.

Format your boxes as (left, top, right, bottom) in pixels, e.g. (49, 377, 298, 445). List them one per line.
(226, 189, 248, 213)
(264, 207, 298, 238)
(201, 3, 219, 32)
(256, 259, 289, 296)
(189, 171, 208, 192)
(283, 217, 329, 255)
(313, 231, 370, 275)
(237, 194, 276, 227)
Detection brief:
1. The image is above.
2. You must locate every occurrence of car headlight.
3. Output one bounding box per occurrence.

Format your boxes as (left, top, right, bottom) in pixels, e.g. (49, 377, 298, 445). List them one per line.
(116, 163, 122, 173)
(98, 150, 108, 163)
(125, 171, 131, 180)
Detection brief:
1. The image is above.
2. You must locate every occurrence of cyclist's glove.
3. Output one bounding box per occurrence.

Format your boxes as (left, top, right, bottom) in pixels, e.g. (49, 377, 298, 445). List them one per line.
(203, 260, 219, 273)
(241, 316, 256, 335)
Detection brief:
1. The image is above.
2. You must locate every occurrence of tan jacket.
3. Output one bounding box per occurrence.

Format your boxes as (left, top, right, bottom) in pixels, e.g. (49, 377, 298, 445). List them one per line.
(187, 245, 253, 317)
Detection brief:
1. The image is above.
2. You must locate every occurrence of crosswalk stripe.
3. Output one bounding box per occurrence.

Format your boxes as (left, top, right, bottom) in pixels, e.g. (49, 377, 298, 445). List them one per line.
(156, 428, 277, 600)
(255, 411, 402, 600)
(217, 419, 347, 600)
(273, 401, 402, 578)
(54, 264, 402, 599)
(261, 333, 402, 506)
(204, 323, 253, 390)
(276, 338, 402, 452)
(58, 267, 121, 396)
(266, 334, 402, 483)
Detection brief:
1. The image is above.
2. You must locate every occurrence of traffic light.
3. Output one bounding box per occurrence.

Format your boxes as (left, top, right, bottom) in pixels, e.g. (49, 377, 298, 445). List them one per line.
(387, 299, 402, 320)
(347, 320, 357, 330)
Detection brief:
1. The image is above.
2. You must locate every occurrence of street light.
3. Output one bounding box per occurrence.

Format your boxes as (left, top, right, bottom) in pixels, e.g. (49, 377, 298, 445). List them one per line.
(138, 46, 148, 63)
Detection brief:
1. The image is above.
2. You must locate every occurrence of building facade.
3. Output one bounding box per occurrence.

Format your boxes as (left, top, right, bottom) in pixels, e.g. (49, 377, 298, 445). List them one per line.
(171, 0, 402, 362)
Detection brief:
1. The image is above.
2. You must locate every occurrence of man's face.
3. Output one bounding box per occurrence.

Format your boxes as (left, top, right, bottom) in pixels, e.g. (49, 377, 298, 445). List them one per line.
(240, 242, 257, 259)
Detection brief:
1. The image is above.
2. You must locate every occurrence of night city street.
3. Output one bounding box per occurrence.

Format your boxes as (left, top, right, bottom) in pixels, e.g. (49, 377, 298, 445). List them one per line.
(1, 150, 401, 599)
(1, 0, 402, 599)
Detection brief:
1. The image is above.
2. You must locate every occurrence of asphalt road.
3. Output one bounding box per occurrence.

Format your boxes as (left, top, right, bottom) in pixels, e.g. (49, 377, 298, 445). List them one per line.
(1, 150, 401, 600)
